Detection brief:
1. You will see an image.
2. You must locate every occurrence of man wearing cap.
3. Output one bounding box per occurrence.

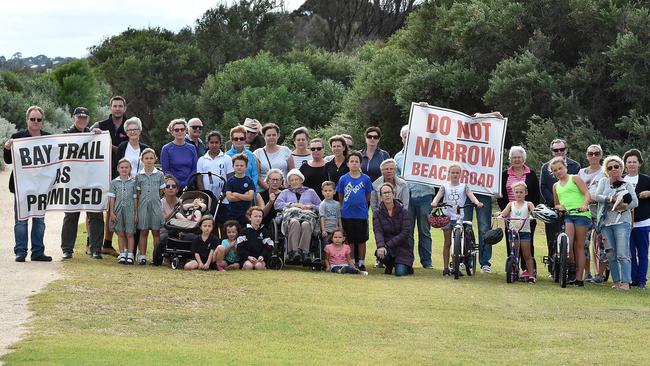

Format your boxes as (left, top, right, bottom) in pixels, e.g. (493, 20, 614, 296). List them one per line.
(60, 107, 105, 260)
(243, 118, 265, 151)
(93, 96, 128, 257)
(185, 117, 207, 157)
(4, 106, 52, 262)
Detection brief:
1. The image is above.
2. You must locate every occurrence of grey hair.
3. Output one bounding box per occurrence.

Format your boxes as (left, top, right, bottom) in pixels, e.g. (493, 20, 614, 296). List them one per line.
(380, 158, 397, 170)
(508, 146, 527, 162)
(124, 117, 142, 131)
(400, 125, 409, 138)
(549, 138, 568, 150)
(602, 155, 624, 177)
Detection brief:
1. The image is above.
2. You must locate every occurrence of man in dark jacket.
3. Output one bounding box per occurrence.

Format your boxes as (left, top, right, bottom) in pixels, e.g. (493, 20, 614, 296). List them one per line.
(3, 106, 52, 262)
(60, 107, 105, 260)
(539, 138, 581, 273)
(186, 118, 206, 157)
(93, 96, 128, 256)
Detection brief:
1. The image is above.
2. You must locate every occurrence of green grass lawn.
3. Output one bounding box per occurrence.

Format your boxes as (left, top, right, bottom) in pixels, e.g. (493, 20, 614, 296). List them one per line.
(3, 222, 649, 365)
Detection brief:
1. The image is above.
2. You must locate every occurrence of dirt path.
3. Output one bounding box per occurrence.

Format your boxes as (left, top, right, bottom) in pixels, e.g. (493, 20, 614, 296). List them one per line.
(0, 166, 64, 361)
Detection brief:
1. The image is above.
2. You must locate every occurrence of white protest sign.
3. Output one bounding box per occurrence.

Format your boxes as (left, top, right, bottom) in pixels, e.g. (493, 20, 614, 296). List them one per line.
(402, 103, 507, 196)
(12, 132, 111, 219)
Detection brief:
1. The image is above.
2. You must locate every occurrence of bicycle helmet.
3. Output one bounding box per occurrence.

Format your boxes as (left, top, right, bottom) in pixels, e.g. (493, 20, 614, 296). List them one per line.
(484, 228, 503, 245)
(427, 208, 450, 228)
(533, 204, 558, 224)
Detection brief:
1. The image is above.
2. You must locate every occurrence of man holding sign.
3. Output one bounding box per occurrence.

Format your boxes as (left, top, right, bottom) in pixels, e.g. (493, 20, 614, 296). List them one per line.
(3, 106, 52, 262)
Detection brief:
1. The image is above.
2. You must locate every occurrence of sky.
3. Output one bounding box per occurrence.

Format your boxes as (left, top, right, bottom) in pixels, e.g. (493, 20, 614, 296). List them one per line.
(1, 0, 304, 59)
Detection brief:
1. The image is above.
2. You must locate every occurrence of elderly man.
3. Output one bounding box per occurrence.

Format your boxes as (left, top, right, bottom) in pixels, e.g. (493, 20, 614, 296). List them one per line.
(370, 159, 409, 212)
(243, 118, 265, 151)
(60, 107, 105, 260)
(4, 106, 52, 262)
(540, 138, 581, 272)
(395, 125, 436, 269)
(186, 117, 206, 157)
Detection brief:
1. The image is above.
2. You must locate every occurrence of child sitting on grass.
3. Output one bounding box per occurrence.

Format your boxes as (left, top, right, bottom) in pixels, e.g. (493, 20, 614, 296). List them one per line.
(185, 215, 218, 270)
(431, 162, 483, 277)
(214, 220, 242, 271)
(237, 207, 274, 270)
(324, 229, 368, 275)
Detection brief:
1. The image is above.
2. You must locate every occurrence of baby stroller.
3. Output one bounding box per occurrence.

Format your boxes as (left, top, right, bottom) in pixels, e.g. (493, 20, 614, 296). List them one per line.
(153, 172, 224, 269)
(267, 207, 324, 271)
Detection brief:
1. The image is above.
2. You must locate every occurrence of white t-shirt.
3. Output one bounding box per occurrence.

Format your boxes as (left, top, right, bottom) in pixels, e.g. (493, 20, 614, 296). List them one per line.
(197, 151, 234, 202)
(291, 152, 311, 169)
(124, 143, 142, 178)
(442, 183, 468, 221)
(253, 145, 292, 180)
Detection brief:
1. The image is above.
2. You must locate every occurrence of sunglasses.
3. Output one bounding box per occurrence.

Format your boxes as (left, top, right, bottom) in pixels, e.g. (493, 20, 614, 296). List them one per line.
(165, 184, 177, 189)
(190, 126, 203, 131)
(366, 134, 380, 140)
(310, 147, 323, 151)
(551, 147, 566, 153)
(607, 165, 620, 171)
(232, 137, 245, 142)
(173, 128, 185, 132)
(587, 151, 601, 157)
(29, 117, 43, 122)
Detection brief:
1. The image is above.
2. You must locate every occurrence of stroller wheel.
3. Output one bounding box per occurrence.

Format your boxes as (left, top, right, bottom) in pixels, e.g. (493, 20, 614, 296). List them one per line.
(171, 257, 180, 270)
(268, 256, 283, 270)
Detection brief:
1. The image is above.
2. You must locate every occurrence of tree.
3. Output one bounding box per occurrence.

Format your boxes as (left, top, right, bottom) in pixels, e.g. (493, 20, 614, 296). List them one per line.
(49, 59, 100, 118)
(89, 28, 208, 143)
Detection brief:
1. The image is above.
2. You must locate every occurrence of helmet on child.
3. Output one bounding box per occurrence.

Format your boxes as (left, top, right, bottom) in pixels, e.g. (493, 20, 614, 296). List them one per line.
(427, 208, 450, 228)
(533, 204, 558, 224)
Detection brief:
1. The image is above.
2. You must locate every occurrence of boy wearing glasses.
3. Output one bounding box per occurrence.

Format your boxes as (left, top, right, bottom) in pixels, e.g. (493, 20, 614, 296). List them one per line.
(540, 138, 581, 275)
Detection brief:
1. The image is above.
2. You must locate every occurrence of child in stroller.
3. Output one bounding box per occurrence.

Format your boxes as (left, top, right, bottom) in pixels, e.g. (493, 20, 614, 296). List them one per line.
(175, 198, 207, 222)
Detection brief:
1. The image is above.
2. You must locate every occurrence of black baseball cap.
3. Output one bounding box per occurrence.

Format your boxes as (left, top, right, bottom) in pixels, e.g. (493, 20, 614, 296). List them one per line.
(73, 107, 90, 117)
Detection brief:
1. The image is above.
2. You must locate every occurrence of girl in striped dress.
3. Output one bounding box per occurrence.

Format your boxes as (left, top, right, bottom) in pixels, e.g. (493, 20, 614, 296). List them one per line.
(136, 148, 166, 265)
(108, 158, 138, 265)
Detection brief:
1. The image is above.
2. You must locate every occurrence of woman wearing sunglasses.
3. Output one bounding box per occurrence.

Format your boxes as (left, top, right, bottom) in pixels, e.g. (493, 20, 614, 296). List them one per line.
(360, 126, 390, 183)
(578, 144, 605, 282)
(300, 138, 328, 199)
(225, 125, 259, 193)
(161, 119, 198, 193)
(595, 155, 638, 290)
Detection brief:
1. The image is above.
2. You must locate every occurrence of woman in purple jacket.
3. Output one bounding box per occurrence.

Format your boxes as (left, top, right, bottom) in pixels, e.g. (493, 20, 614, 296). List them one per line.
(374, 182, 413, 276)
(275, 169, 321, 262)
(160, 118, 198, 192)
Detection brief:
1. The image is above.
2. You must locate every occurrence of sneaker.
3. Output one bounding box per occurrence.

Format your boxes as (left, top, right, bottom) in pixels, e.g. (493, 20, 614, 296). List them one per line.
(31, 255, 53, 262)
(592, 275, 604, 284)
(15, 255, 26, 262)
(638, 283, 646, 289)
(611, 282, 620, 289)
(358, 264, 367, 272)
(459, 263, 466, 272)
(138, 255, 147, 265)
(481, 265, 491, 273)
(630, 282, 639, 287)
(584, 273, 594, 283)
(422, 264, 433, 269)
(521, 270, 530, 279)
(125, 257, 134, 265)
(619, 282, 630, 291)
(360, 271, 369, 276)
(90, 252, 103, 260)
(574, 280, 585, 287)
(117, 254, 126, 264)
(528, 276, 537, 284)
(443, 268, 451, 277)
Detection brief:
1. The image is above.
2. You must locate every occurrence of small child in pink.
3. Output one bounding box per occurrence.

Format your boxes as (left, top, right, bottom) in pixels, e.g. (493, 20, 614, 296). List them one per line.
(324, 229, 368, 275)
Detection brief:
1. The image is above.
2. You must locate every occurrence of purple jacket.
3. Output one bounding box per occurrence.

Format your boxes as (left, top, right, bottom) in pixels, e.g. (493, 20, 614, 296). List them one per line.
(274, 186, 322, 210)
(373, 200, 413, 266)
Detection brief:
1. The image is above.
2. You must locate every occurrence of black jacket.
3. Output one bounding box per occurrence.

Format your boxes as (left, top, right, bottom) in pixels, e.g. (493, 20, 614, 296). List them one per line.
(539, 157, 581, 205)
(236, 225, 273, 265)
(632, 174, 650, 223)
(94, 114, 128, 148)
(114, 141, 150, 178)
(497, 167, 541, 210)
(4, 129, 51, 193)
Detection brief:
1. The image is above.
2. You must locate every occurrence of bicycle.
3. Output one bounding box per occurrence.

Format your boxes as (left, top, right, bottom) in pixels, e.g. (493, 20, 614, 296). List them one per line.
(537, 206, 582, 288)
(437, 203, 478, 279)
(493, 216, 534, 284)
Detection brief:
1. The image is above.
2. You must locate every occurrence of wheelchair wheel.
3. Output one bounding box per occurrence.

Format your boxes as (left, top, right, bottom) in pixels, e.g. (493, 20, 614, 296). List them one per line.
(267, 256, 283, 270)
(453, 229, 462, 280)
(559, 237, 569, 288)
(152, 242, 164, 266)
(171, 257, 180, 270)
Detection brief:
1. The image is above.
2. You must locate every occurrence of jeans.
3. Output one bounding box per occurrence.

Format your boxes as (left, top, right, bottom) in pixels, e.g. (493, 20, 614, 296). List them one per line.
(395, 263, 411, 277)
(13, 198, 46, 257)
(61, 211, 104, 254)
(630, 225, 650, 285)
(408, 194, 433, 267)
(463, 194, 492, 267)
(601, 222, 632, 284)
(331, 265, 361, 274)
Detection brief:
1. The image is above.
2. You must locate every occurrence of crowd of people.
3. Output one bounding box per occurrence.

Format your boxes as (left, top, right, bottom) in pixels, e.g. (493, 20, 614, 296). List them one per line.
(4, 98, 649, 290)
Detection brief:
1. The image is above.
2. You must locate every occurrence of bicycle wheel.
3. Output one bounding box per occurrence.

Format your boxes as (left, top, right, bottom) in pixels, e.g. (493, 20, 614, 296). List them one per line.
(505, 257, 515, 283)
(453, 229, 462, 280)
(552, 255, 560, 283)
(465, 232, 476, 276)
(559, 236, 569, 288)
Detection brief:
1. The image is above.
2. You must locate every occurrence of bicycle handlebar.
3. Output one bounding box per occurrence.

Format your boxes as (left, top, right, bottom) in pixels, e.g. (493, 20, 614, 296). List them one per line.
(189, 172, 227, 185)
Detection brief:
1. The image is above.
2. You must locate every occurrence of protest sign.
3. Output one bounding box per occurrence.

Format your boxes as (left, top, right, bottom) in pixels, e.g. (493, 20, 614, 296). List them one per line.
(401, 103, 507, 196)
(12, 132, 111, 219)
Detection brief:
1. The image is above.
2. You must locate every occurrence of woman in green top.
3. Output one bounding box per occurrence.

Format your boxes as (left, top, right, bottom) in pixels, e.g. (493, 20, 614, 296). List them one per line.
(551, 157, 592, 285)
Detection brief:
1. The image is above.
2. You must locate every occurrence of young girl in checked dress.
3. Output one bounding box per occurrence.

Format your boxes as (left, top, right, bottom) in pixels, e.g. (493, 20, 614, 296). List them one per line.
(108, 158, 138, 265)
(136, 148, 166, 265)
